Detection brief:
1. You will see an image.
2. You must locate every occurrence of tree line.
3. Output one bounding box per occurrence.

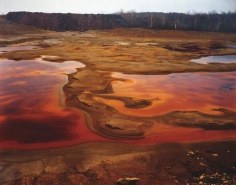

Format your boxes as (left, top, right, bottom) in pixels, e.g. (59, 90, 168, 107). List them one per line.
(6, 11, 236, 32)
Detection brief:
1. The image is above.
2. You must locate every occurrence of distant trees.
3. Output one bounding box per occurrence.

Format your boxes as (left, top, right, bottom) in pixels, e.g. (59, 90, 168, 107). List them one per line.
(119, 12, 236, 32)
(6, 12, 125, 31)
(6, 11, 236, 32)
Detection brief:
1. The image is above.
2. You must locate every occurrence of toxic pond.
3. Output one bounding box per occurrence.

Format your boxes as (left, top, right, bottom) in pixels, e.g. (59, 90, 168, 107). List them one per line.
(191, 55, 236, 64)
(0, 57, 236, 149)
(0, 58, 109, 149)
(97, 72, 236, 117)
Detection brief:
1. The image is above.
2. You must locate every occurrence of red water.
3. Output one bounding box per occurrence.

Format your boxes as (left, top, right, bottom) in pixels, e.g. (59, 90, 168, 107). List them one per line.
(97, 72, 236, 117)
(133, 124, 236, 145)
(0, 59, 235, 150)
(0, 59, 108, 149)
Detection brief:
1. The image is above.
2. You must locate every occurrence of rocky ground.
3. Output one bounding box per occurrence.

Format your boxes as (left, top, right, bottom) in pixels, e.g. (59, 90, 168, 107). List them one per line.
(1, 141, 236, 185)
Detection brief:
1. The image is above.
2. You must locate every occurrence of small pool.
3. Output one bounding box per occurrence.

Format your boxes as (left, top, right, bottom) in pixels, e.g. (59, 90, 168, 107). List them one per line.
(191, 55, 236, 64)
(0, 45, 39, 54)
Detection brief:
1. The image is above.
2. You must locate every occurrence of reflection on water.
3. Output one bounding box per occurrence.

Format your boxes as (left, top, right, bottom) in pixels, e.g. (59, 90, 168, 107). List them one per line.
(0, 59, 106, 149)
(0, 57, 235, 149)
(0, 46, 39, 54)
(228, 44, 236, 49)
(98, 72, 236, 117)
(191, 55, 236, 64)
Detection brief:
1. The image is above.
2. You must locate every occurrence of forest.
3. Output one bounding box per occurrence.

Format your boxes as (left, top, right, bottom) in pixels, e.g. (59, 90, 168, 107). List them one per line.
(5, 11, 236, 32)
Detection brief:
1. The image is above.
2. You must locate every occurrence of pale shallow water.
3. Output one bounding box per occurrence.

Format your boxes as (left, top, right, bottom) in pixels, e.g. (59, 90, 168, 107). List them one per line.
(227, 44, 236, 49)
(191, 55, 236, 64)
(0, 46, 39, 54)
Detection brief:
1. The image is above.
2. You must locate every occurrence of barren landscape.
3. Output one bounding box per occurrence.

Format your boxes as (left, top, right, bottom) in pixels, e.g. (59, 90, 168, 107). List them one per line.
(0, 13, 236, 184)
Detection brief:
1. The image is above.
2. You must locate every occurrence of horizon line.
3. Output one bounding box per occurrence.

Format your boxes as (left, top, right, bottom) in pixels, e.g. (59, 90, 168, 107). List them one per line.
(2, 10, 236, 15)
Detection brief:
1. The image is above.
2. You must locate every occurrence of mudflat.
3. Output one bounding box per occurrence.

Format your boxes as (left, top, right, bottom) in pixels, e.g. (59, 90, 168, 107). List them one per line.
(0, 17, 236, 184)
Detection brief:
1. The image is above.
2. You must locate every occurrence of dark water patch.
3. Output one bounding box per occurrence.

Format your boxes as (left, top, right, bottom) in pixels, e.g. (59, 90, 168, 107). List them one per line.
(220, 84, 234, 92)
(163, 43, 201, 52)
(0, 114, 78, 143)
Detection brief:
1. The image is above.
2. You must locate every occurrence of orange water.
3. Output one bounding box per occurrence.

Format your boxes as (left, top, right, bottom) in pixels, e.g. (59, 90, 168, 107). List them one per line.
(0, 59, 235, 150)
(97, 72, 236, 117)
(0, 59, 108, 149)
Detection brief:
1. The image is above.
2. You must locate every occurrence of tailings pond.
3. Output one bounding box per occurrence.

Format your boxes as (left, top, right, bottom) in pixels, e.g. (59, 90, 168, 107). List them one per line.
(97, 72, 236, 117)
(0, 58, 108, 149)
(0, 49, 236, 149)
